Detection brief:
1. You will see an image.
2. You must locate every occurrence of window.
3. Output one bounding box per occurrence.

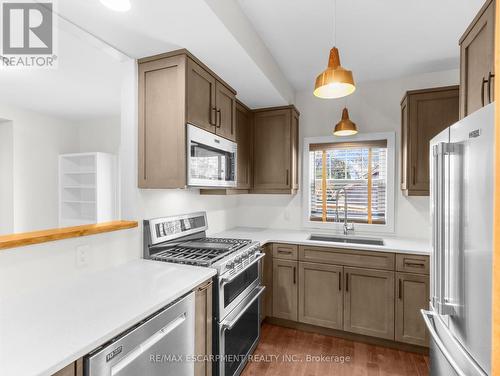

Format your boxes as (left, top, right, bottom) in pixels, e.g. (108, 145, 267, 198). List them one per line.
(303, 133, 395, 232)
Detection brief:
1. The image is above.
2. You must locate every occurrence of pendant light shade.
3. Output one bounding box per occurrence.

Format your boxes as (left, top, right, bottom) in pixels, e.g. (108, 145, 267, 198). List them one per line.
(314, 47, 355, 99)
(334, 107, 358, 136)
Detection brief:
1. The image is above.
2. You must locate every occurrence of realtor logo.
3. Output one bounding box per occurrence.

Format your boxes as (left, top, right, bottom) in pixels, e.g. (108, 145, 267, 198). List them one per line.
(1, 0, 57, 67)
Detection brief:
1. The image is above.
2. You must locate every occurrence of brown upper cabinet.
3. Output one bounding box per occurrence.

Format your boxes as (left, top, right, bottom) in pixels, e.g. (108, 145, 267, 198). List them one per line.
(235, 101, 253, 190)
(138, 49, 236, 189)
(459, 0, 495, 118)
(400, 86, 459, 196)
(201, 104, 300, 195)
(186, 58, 217, 133)
(186, 57, 236, 141)
(253, 106, 299, 194)
(215, 82, 236, 140)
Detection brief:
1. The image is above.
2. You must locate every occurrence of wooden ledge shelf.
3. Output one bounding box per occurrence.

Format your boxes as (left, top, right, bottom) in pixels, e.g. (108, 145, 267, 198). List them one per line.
(0, 221, 138, 251)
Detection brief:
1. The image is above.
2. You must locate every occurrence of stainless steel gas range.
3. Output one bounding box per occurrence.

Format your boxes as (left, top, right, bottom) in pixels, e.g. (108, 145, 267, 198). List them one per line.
(143, 212, 264, 376)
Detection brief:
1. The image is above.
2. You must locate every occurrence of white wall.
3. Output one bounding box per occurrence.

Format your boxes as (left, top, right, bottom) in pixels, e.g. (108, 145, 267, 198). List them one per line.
(236, 69, 460, 240)
(0, 105, 82, 232)
(0, 104, 121, 233)
(77, 116, 121, 155)
(0, 226, 141, 299)
(0, 120, 13, 235)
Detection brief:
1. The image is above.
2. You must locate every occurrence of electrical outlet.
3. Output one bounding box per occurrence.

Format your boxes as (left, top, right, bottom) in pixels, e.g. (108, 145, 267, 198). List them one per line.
(76, 245, 90, 268)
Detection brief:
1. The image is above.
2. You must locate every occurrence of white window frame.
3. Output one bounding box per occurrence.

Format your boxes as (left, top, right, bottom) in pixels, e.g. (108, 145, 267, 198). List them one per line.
(302, 132, 396, 234)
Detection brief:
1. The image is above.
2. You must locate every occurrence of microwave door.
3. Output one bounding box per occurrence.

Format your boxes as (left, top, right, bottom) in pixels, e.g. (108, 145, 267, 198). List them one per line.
(191, 142, 226, 179)
(187, 124, 237, 188)
(188, 141, 236, 187)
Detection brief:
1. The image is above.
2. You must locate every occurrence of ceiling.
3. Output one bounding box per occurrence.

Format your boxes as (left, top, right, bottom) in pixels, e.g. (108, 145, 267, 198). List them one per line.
(55, 0, 292, 108)
(0, 19, 123, 122)
(237, 0, 485, 91)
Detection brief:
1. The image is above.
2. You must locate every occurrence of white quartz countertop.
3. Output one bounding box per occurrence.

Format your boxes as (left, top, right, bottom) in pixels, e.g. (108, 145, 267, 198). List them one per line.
(0, 259, 216, 376)
(214, 227, 430, 255)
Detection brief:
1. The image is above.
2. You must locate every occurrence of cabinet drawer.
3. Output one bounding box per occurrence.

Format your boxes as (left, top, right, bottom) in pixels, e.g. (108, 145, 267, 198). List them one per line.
(396, 254, 429, 274)
(299, 245, 394, 270)
(272, 243, 298, 260)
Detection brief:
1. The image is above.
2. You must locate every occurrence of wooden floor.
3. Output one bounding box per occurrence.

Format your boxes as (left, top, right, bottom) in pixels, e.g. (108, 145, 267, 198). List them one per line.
(241, 324, 429, 376)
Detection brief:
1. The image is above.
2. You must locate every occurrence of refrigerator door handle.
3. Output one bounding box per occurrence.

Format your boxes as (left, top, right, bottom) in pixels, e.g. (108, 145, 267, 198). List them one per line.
(434, 143, 456, 316)
(431, 145, 440, 308)
(421, 310, 488, 376)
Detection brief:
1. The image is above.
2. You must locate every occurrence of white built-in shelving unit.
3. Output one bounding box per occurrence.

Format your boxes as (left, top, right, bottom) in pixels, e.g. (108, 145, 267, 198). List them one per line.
(59, 152, 117, 227)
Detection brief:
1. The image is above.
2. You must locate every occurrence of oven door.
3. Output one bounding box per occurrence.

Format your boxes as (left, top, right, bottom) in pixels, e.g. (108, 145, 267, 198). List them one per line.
(218, 253, 264, 320)
(187, 124, 237, 188)
(218, 286, 265, 376)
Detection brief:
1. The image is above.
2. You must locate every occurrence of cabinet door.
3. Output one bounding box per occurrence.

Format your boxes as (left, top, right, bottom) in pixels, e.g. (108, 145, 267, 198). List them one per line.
(407, 88, 459, 195)
(215, 81, 236, 141)
(235, 102, 252, 188)
(186, 58, 216, 133)
(298, 262, 343, 329)
(51, 359, 82, 376)
(138, 55, 186, 188)
(272, 259, 298, 321)
(344, 267, 395, 339)
(396, 273, 429, 346)
(400, 96, 409, 192)
(291, 111, 299, 190)
(253, 109, 291, 190)
(195, 280, 213, 376)
(459, 0, 495, 118)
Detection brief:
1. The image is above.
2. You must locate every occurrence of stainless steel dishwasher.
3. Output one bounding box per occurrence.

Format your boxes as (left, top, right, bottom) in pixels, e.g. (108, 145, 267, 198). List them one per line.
(85, 292, 195, 376)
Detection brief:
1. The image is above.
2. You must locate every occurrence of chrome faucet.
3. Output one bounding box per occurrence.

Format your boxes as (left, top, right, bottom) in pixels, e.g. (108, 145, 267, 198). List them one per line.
(335, 188, 354, 236)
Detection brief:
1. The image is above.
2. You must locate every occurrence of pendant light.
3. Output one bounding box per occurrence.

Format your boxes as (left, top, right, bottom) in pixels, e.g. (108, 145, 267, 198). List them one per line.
(313, 0, 355, 99)
(334, 107, 358, 136)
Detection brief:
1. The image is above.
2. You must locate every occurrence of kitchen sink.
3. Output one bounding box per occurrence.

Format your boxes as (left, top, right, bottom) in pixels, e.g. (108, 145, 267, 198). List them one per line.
(308, 234, 385, 246)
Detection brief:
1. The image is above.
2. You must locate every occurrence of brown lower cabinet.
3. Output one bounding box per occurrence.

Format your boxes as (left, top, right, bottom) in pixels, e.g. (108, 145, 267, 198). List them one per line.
(52, 360, 82, 376)
(195, 280, 213, 376)
(396, 272, 429, 346)
(343, 267, 395, 340)
(272, 258, 298, 321)
(298, 262, 343, 330)
(266, 243, 429, 348)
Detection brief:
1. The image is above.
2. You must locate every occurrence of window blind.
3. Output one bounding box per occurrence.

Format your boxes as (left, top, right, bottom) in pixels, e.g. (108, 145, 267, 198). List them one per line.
(309, 140, 387, 224)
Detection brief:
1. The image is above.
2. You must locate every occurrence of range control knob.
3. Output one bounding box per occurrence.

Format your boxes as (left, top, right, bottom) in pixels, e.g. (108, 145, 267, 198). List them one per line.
(226, 261, 235, 270)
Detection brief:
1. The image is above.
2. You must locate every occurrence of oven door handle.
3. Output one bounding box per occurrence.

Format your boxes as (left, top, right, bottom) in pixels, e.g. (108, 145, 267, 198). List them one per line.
(220, 253, 265, 285)
(221, 286, 266, 331)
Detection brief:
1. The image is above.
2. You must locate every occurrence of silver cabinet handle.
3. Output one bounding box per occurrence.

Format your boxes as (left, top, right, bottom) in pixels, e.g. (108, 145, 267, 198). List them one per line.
(421, 310, 487, 376)
(222, 286, 266, 331)
(220, 253, 265, 284)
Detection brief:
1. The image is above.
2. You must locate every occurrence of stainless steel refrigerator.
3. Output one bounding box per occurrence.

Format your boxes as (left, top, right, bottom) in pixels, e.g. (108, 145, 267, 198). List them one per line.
(423, 103, 494, 376)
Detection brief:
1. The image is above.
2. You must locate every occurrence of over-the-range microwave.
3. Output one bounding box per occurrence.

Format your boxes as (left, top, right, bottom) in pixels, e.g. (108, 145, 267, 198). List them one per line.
(187, 124, 237, 188)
